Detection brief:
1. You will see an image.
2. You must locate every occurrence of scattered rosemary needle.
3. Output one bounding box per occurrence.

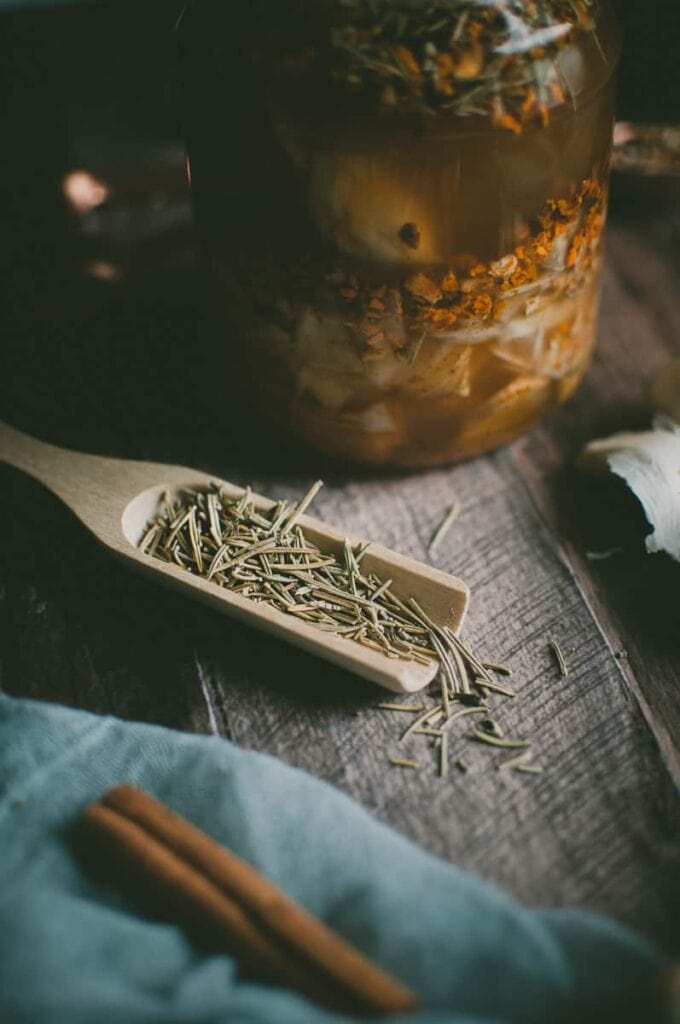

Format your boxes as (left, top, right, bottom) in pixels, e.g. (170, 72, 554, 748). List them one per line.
(479, 718, 504, 739)
(377, 703, 427, 713)
(549, 639, 569, 678)
(472, 731, 531, 750)
(389, 757, 420, 770)
(438, 706, 488, 732)
(428, 501, 461, 555)
(475, 677, 516, 699)
(439, 732, 449, 778)
(401, 704, 444, 742)
(482, 662, 512, 677)
(498, 751, 534, 773)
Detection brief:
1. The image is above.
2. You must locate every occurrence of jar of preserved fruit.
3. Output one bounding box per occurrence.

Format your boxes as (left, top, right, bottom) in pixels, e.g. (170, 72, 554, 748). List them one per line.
(180, 0, 620, 466)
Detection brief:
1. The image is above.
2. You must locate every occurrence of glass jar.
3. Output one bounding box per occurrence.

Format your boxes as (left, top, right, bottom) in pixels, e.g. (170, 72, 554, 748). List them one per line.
(180, 0, 620, 467)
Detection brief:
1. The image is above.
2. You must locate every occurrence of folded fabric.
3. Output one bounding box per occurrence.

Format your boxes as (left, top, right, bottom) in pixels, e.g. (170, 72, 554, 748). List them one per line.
(0, 695, 664, 1024)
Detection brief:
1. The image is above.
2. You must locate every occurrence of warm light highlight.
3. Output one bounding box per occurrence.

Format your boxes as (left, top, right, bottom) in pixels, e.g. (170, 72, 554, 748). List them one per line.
(63, 170, 109, 214)
(83, 260, 122, 282)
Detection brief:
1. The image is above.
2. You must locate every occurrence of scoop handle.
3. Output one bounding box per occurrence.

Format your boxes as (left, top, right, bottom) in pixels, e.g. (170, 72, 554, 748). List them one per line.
(0, 419, 168, 542)
(0, 419, 89, 497)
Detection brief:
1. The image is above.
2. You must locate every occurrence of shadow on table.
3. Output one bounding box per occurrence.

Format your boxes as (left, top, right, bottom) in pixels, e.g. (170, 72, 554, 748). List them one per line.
(545, 461, 680, 671)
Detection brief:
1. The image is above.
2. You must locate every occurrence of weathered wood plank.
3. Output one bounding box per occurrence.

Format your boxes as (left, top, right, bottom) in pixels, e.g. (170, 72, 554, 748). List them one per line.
(512, 221, 680, 782)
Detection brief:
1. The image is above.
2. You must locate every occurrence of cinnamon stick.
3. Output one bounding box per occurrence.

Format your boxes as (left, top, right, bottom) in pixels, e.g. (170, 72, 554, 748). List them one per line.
(79, 785, 418, 1016)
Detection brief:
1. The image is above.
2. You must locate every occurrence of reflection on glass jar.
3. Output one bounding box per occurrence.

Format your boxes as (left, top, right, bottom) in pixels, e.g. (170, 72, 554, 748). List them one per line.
(181, 0, 620, 467)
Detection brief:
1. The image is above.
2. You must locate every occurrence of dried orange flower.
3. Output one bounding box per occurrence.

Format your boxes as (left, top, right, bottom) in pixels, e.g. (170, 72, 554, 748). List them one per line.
(404, 273, 443, 304)
(393, 45, 421, 79)
(566, 234, 585, 268)
(521, 86, 538, 115)
(423, 307, 458, 330)
(464, 293, 493, 319)
(495, 113, 523, 135)
(440, 270, 459, 293)
(490, 254, 518, 279)
(451, 42, 483, 81)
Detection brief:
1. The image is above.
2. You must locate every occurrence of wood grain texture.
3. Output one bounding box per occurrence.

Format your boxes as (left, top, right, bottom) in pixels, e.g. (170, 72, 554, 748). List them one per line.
(0, 209, 678, 953)
(512, 223, 680, 783)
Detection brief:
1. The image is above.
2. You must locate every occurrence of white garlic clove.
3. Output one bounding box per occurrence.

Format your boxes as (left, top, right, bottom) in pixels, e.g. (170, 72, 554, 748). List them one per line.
(578, 421, 680, 563)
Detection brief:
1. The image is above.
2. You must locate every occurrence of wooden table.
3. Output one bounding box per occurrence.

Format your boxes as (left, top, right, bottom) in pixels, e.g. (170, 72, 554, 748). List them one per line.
(0, 179, 678, 953)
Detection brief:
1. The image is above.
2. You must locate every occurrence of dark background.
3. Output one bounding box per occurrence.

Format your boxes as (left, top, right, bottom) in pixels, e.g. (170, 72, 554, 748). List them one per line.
(1, 0, 679, 265)
(0, 0, 678, 454)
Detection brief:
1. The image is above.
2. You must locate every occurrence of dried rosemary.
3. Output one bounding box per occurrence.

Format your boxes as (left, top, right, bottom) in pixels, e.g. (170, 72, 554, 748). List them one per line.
(428, 501, 460, 555)
(378, 702, 427, 713)
(262, 0, 600, 127)
(498, 750, 536, 773)
(549, 639, 569, 677)
(389, 757, 420, 770)
(472, 731, 530, 750)
(382, 649, 539, 777)
(482, 662, 512, 677)
(140, 480, 539, 780)
(140, 480, 480, 682)
(439, 732, 449, 778)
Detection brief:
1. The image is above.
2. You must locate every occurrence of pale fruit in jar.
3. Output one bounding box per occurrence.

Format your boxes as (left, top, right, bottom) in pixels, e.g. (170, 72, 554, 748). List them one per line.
(308, 151, 449, 265)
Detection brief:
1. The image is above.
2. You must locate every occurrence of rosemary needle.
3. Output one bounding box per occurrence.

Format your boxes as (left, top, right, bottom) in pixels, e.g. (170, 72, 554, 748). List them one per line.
(389, 757, 420, 770)
(285, 480, 324, 531)
(429, 501, 461, 555)
(473, 677, 515, 698)
(401, 704, 443, 741)
(438, 706, 488, 732)
(482, 662, 513, 677)
(498, 751, 534, 772)
(377, 703, 427, 713)
(472, 731, 531, 750)
(549, 640, 569, 678)
(439, 732, 449, 778)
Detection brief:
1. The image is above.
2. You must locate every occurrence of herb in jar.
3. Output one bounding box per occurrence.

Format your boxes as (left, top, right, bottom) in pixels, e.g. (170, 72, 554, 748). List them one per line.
(262, 0, 601, 127)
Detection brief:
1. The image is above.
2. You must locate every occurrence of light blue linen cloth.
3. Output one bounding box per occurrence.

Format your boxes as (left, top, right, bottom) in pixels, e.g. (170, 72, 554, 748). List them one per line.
(0, 694, 663, 1023)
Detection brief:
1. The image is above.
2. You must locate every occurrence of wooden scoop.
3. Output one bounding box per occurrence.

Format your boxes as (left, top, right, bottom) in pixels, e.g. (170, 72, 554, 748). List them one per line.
(0, 419, 468, 693)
